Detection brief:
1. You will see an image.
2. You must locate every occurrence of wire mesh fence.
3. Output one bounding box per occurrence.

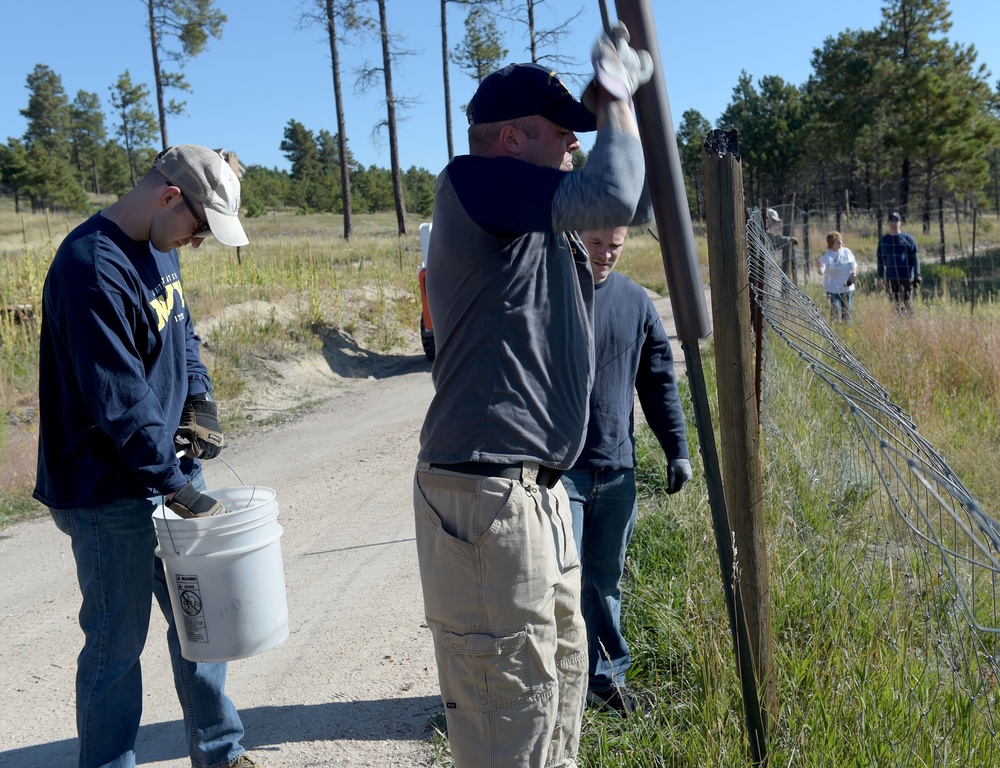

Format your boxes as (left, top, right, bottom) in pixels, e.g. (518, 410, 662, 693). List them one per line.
(747, 208, 1000, 766)
(760, 203, 1000, 303)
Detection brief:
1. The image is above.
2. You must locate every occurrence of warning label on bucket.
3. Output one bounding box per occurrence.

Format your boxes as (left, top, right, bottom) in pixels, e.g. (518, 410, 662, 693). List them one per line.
(175, 574, 209, 643)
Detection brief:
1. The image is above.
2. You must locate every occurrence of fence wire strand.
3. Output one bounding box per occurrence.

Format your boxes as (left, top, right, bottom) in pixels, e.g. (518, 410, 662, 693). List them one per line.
(746, 208, 1000, 765)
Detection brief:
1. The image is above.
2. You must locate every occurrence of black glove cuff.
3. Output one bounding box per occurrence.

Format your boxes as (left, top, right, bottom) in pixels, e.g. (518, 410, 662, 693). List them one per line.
(189, 398, 219, 420)
(171, 482, 220, 516)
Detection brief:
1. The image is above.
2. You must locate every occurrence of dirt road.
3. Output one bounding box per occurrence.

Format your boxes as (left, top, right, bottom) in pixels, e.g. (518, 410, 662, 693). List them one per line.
(0, 283, 700, 767)
(0, 343, 442, 768)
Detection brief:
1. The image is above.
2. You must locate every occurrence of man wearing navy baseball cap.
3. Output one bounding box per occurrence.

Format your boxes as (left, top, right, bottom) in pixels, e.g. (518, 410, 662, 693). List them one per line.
(466, 62, 598, 133)
(413, 25, 653, 768)
(877, 210, 921, 310)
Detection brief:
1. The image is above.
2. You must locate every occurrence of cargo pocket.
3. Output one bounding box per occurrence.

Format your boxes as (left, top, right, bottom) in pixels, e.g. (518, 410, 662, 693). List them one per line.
(436, 626, 552, 712)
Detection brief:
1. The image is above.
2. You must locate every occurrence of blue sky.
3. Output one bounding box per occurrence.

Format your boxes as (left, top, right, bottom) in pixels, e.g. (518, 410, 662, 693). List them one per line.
(2, 1, 997, 175)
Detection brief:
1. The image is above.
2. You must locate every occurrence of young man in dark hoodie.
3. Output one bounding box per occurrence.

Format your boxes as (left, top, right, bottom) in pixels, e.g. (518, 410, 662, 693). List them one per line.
(563, 225, 691, 715)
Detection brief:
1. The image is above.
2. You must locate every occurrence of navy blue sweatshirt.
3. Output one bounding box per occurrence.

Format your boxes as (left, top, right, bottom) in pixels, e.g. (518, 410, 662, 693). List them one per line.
(34, 214, 209, 508)
(572, 271, 688, 470)
(876, 232, 920, 282)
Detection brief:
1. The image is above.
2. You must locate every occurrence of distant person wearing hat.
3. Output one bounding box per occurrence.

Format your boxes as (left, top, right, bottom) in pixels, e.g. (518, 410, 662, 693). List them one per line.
(35, 145, 262, 768)
(877, 211, 920, 310)
(413, 25, 652, 768)
(766, 207, 799, 281)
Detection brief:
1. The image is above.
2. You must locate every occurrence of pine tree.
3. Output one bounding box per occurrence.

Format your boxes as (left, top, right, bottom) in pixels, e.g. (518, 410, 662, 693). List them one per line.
(452, 6, 507, 84)
(501, 0, 583, 70)
(280, 120, 329, 212)
(676, 109, 712, 219)
(109, 71, 159, 187)
(354, 0, 409, 234)
(145, 0, 226, 149)
(69, 91, 107, 194)
(20, 64, 71, 161)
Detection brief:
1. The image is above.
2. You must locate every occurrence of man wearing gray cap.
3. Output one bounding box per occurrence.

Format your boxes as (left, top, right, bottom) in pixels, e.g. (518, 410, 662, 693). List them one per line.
(413, 25, 652, 768)
(35, 145, 261, 767)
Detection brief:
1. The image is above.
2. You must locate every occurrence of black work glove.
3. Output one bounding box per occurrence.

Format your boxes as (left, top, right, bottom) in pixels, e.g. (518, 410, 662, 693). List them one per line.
(845, 274, 855, 287)
(166, 482, 225, 518)
(174, 393, 223, 460)
(912, 276, 921, 290)
(667, 458, 692, 494)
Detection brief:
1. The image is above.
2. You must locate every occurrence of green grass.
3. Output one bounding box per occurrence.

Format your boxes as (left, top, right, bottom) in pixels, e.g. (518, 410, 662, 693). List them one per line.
(570, 345, 998, 765)
(0, 485, 44, 528)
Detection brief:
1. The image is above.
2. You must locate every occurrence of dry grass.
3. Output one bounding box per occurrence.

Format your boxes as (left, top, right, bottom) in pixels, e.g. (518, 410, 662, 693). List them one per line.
(841, 292, 1000, 505)
(4, 198, 1000, 516)
(0, 200, 429, 522)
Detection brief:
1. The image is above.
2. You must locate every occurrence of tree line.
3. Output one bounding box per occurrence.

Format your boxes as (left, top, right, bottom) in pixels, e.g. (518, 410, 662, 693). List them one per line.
(676, 0, 1000, 227)
(0, 0, 569, 235)
(2, 0, 999, 237)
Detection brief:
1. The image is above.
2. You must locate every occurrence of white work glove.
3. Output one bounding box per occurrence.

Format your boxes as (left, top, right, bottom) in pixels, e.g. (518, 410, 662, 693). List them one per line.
(583, 23, 654, 111)
(667, 458, 692, 495)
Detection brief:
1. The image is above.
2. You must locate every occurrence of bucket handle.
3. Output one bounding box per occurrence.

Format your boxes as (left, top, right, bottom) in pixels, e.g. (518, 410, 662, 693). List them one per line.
(215, 454, 262, 511)
(159, 452, 263, 555)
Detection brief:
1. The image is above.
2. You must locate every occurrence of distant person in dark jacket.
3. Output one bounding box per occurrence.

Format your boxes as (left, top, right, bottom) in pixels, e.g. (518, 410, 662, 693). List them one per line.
(877, 211, 920, 311)
(561, 225, 691, 715)
(34, 145, 264, 768)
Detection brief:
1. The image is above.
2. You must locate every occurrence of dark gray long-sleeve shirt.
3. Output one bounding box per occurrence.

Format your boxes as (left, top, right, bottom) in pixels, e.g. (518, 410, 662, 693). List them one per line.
(418, 130, 645, 470)
(876, 232, 920, 282)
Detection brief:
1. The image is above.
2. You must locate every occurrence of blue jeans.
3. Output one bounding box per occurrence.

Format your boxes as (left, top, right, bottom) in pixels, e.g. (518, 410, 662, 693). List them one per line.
(561, 468, 637, 690)
(51, 474, 247, 768)
(827, 291, 853, 322)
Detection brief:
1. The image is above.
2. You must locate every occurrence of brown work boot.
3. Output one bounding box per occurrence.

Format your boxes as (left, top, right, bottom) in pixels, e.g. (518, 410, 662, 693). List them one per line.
(226, 755, 263, 768)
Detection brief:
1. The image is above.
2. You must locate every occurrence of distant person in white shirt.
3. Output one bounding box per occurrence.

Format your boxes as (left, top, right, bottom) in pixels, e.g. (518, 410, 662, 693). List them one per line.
(817, 230, 858, 322)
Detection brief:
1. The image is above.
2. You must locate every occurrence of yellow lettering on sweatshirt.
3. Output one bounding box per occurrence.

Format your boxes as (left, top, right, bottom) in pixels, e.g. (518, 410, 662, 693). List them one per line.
(149, 279, 186, 331)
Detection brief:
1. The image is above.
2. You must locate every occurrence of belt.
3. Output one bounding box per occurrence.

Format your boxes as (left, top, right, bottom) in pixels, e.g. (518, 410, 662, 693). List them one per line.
(429, 461, 564, 489)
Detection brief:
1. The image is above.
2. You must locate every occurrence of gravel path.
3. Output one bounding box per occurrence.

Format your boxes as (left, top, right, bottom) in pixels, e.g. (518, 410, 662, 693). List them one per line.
(0, 351, 440, 768)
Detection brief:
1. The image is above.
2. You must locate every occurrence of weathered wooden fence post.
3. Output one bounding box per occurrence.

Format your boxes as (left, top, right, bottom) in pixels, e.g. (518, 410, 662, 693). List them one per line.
(702, 129, 778, 733)
(939, 197, 947, 264)
(610, 0, 769, 759)
(802, 209, 811, 284)
(972, 206, 978, 314)
(954, 199, 965, 259)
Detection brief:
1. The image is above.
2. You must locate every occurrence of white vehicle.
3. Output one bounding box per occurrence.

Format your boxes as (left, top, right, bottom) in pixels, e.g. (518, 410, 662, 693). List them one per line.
(417, 222, 434, 361)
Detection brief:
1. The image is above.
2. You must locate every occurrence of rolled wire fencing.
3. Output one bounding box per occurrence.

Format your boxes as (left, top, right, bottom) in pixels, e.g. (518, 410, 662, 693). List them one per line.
(747, 208, 1000, 765)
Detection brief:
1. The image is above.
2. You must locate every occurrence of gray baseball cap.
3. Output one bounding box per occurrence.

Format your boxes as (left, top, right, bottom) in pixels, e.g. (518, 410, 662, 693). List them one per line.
(154, 145, 249, 246)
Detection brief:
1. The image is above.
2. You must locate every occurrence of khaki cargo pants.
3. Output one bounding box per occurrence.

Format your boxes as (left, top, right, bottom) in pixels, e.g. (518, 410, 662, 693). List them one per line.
(413, 461, 587, 768)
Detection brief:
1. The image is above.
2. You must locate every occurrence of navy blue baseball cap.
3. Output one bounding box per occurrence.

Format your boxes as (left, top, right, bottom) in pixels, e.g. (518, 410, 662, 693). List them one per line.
(467, 63, 598, 132)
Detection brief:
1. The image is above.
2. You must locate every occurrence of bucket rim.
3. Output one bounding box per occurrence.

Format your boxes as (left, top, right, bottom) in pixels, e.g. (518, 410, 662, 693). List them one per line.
(153, 485, 277, 524)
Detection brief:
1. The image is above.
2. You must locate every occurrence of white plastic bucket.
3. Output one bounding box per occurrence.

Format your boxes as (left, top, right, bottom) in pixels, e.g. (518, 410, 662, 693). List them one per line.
(153, 486, 289, 663)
